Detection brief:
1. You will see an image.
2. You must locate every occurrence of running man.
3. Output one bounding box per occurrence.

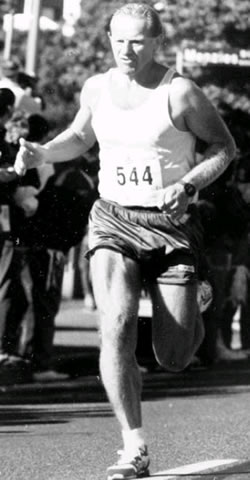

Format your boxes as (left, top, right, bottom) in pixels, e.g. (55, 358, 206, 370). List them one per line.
(14, 4, 236, 479)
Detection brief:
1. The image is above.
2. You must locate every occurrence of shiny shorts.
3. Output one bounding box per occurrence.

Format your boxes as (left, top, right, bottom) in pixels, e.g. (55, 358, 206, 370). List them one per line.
(87, 199, 204, 285)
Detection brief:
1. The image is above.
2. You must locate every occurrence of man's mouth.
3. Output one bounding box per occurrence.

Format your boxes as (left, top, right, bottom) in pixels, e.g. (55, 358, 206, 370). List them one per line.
(120, 57, 134, 64)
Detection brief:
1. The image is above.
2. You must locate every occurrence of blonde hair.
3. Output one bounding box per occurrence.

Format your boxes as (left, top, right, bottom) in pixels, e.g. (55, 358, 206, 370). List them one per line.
(109, 3, 163, 38)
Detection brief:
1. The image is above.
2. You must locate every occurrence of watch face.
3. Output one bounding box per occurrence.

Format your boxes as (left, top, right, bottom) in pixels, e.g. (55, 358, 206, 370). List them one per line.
(184, 183, 196, 197)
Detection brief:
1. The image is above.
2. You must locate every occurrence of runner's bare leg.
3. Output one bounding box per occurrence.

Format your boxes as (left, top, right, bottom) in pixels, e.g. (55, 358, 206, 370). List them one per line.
(90, 249, 142, 430)
(148, 282, 204, 371)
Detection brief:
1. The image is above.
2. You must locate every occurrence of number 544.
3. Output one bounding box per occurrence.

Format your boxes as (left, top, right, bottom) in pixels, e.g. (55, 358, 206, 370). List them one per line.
(117, 166, 153, 186)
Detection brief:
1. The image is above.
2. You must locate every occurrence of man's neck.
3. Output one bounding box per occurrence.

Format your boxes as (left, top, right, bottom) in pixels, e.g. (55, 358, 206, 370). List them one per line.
(119, 62, 167, 89)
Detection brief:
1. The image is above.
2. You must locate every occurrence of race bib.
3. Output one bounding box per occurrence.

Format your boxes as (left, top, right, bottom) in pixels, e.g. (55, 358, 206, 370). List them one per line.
(116, 164, 154, 187)
(98, 149, 167, 205)
(116, 152, 163, 189)
(101, 152, 163, 190)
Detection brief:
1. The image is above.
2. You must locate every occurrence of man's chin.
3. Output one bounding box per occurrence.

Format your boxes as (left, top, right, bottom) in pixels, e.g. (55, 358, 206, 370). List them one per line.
(118, 63, 137, 75)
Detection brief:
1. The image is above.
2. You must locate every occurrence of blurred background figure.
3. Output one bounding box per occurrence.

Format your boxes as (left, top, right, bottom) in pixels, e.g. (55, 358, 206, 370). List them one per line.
(0, 89, 99, 384)
(0, 86, 27, 376)
(0, 58, 42, 114)
(196, 162, 250, 365)
(73, 149, 99, 310)
(78, 225, 96, 310)
(0, 103, 69, 383)
(17, 146, 99, 382)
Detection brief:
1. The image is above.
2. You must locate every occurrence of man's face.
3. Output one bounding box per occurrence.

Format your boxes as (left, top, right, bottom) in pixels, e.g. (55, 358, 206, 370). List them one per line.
(109, 14, 158, 76)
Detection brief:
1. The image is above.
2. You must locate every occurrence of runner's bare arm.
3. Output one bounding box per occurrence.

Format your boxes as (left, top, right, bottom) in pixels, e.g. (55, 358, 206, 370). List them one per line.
(170, 77, 236, 191)
(14, 104, 96, 175)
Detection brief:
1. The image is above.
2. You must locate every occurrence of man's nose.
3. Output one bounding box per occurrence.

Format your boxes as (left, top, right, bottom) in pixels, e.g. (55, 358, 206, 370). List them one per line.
(121, 41, 132, 54)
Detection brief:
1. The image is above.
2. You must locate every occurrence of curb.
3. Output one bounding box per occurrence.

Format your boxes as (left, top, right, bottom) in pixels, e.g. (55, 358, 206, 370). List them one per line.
(1, 360, 250, 405)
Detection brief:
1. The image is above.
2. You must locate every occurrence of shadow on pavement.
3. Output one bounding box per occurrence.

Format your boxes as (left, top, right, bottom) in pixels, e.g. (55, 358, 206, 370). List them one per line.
(53, 344, 100, 377)
(53, 340, 250, 399)
(0, 404, 114, 428)
(0, 314, 250, 404)
(141, 360, 250, 400)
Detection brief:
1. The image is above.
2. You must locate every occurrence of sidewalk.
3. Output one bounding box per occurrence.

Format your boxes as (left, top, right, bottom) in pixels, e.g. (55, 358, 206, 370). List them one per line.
(0, 299, 250, 405)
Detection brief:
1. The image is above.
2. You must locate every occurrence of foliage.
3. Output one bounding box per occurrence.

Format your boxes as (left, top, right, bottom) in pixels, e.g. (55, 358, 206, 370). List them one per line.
(5, 109, 29, 144)
(157, 0, 250, 151)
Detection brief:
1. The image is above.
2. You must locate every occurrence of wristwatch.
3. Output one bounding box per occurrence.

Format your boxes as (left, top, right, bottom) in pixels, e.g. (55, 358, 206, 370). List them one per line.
(179, 181, 197, 198)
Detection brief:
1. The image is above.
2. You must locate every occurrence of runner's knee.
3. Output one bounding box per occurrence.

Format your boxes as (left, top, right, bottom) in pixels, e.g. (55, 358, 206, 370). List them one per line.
(100, 310, 138, 354)
(155, 347, 193, 372)
(154, 322, 205, 372)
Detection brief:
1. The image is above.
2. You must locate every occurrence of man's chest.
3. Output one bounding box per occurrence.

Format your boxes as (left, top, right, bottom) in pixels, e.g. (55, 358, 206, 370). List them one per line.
(109, 82, 153, 109)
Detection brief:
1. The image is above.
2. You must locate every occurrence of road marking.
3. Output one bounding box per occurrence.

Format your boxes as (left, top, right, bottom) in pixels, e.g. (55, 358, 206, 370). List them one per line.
(156, 458, 239, 475)
(142, 459, 240, 479)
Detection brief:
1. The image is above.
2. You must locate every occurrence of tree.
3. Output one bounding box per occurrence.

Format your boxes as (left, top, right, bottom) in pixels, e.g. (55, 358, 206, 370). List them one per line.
(157, 0, 250, 151)
(34, 0, 118, 136)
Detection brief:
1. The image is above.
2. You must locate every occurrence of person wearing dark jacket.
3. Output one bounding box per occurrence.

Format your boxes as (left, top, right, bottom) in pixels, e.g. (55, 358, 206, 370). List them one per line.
(0, 107, 68, 382)
(1, 105, 95, 383)
(0, 87, 21, 367)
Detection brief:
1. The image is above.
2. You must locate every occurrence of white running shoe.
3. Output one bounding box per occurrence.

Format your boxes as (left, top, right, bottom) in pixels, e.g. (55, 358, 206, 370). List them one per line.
(107, 446, 150, 480)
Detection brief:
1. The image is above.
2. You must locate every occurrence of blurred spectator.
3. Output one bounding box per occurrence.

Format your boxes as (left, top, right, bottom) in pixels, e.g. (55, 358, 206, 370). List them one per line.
(79, 226, 96, 310)
(0, 88, 16, 181)
(72, 151, 99, 309)
(196, 164, 250, 364)
(0, 87, 20, 243)
(0, 89, 97, 383)
(0, 108, 68, 383)
(19, 150, 99, 381)
(0, 87, 24, 371)
(0, 58, 42, 114)
(232, 153, 250, 350)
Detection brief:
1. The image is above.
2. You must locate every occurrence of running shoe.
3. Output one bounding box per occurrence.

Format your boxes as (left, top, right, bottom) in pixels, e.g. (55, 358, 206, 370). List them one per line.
(107, 446, 150, 480)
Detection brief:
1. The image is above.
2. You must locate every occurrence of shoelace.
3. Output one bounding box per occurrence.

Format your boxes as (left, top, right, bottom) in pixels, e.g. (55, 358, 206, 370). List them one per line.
(116, 448, 147, 465)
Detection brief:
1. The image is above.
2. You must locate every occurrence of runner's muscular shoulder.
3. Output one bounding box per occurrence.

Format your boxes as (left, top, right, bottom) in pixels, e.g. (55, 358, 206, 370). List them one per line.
(71, 73, 106, 133)
(169, 76, 234, 148)
(168, 76, 200, 131)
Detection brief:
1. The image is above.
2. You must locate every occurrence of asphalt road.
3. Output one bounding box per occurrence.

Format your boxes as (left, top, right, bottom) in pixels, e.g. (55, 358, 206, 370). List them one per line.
(0, 300, 250, 479)
(1, 392, 250, 480)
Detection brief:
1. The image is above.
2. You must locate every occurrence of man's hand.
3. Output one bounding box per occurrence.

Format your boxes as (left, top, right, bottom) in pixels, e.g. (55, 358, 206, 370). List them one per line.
(14, 138, 46, 176)
(161, 183, 190, 220)
(13, 186, 39, 217)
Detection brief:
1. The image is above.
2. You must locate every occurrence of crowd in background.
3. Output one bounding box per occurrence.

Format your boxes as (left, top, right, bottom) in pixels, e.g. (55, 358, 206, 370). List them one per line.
(0, 58, 99, 383)
(0, 57, 250, 385)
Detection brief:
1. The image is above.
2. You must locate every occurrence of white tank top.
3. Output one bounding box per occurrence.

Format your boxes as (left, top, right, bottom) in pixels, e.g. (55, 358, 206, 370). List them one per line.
(80, 68, 196, 207)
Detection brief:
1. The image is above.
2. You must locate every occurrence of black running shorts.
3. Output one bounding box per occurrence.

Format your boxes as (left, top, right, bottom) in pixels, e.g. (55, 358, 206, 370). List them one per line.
(87, 199, 204, 285)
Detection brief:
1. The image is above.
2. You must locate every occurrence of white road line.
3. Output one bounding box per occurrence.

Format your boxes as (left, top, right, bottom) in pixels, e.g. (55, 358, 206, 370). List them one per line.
(156, 458, 239, 475)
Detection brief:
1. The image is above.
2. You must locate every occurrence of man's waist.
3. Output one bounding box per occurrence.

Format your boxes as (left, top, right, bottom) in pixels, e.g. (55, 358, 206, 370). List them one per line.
(99, 188, 198, 209)
(99, 186, 165, 208)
